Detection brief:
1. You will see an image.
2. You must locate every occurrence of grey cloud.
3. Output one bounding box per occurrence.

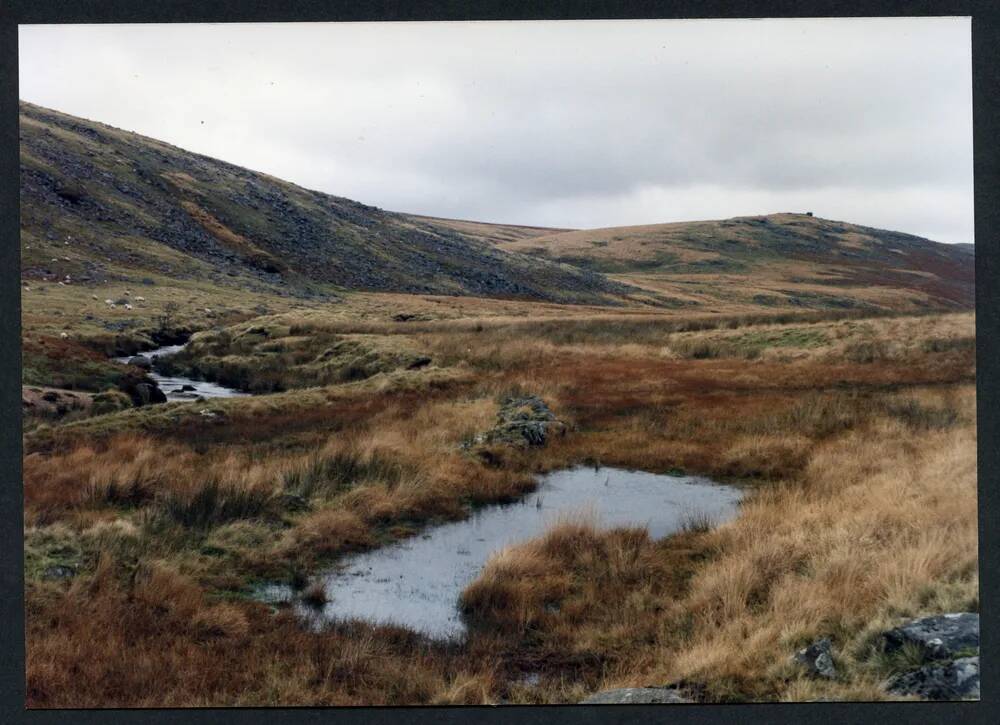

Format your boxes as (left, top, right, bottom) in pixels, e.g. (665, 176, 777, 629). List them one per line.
(19, 18, 973, 242)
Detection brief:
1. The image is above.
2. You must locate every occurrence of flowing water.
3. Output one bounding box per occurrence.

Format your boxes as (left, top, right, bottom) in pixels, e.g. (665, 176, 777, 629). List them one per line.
(259, 466, 743, 640)
(114, 343, 248, 400)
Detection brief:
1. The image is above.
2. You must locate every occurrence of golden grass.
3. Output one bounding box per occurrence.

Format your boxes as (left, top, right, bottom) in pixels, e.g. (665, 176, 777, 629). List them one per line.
(22, 306, 977, 706)
(458, 387, 977, 702)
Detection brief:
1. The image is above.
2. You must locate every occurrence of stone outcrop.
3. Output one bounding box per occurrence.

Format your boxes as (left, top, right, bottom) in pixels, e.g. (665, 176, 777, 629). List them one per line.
(887, 656, 979, 700)
(881, 612, 980, 701)
(882, 613, 979, 660)
(793, 638, 837, 679)
(465, 395, 567, 449)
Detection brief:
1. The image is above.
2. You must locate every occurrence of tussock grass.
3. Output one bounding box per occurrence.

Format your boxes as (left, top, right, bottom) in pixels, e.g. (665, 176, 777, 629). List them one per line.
(23, 307, 976, 705)
(301, 581, 329, 608)
(283, 450, 403, 500)
(459, 388, 977, 702)
(278, 509, 373, 557)
(160, 480, 275, 529)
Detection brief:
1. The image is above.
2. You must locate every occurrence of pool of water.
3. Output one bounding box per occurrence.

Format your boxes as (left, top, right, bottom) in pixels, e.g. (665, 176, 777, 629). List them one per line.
(259, 466, 743, 640)
(115, 343, 248, 400)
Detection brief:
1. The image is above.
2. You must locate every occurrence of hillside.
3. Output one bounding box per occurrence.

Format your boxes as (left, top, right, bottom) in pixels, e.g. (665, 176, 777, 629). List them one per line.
(498, 214, 974, 312)
(401, 214, 572, 245)
(18, 102, 632, 305)
(19, 101, 973, 317)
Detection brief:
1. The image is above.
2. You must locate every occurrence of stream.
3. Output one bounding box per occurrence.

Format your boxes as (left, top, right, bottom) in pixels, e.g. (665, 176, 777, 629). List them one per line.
(258, 466, 743, 640)
(114, 343, 248, 400)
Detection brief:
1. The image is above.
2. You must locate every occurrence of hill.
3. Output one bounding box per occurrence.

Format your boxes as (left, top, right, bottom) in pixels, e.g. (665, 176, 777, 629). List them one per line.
(19, 101, 973, 316)
(18, 102, 632, 305)
(497, 214, 974, 312)
(400, 214, 572, 245)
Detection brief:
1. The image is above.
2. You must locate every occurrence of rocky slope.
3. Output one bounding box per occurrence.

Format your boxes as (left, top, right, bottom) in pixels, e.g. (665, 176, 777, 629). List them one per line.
(20, 101, 973, 315)
(19, 102, 632, 305)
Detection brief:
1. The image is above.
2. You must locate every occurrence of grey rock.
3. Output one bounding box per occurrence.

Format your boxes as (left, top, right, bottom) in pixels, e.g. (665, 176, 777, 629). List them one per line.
(580, 687, 691, 705)
(281, 493, 310, 512)
(127, 355, 152, 369)
(793, 638, 837, 679)
(467, 395, 568, 449)
(406, 356, 432, 370)
(132, 382, 167, 405)
(883, 613, 979, 660)
(887, 656, 979, 701)
(198, 408, 228, 423)
(41, 564, 77, 581)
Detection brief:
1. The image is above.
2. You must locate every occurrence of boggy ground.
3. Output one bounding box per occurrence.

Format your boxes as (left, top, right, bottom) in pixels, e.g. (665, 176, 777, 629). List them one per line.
(22, 298, 976, 706)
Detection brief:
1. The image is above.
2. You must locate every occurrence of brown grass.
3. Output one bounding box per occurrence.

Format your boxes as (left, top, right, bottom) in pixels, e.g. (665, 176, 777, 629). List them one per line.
(22, 308, 976, 706)
(458, 387, 977, 702)
(180, 200, 286, 273)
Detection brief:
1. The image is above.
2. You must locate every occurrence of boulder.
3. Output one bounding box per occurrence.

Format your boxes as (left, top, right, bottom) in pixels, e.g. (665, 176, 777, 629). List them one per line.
(281, 493, 310, 512)
(793, 638, 837, 679)
(466, 395, 568, 449)
(127, 355, 152, 369)
(41, 564, 77, 581)
(883, 613, 979, 660)
(580, 687, 691, 705)
(180, 384, 197, 392)
(887, 656, 979, 701)
(130, 382, 167, 406)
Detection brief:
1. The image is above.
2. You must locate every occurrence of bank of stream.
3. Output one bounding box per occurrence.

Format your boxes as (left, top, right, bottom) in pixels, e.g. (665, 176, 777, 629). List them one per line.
(114, 343, 248, 401)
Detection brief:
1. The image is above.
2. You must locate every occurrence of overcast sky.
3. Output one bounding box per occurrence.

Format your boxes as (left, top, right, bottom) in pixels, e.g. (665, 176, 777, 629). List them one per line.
(19, 18, 973, 243)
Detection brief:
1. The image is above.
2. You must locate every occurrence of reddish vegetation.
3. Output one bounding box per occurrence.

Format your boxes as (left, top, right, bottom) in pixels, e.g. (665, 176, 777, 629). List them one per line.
(23, 310, 977, 705)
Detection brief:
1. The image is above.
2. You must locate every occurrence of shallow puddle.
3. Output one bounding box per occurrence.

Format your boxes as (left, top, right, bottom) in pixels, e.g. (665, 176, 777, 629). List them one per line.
(260, 466, 743, 640)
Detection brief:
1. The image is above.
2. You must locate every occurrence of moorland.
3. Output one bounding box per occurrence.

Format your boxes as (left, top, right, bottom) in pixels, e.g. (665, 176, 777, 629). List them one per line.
(20, 102, 977, 706)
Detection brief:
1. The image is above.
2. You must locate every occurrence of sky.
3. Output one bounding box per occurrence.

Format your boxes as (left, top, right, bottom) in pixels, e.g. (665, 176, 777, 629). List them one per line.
(19, 18, 973, 243)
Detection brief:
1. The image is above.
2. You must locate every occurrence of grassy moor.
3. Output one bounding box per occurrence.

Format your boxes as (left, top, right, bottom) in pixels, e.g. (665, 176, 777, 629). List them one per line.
(20, 103, 977, 706)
